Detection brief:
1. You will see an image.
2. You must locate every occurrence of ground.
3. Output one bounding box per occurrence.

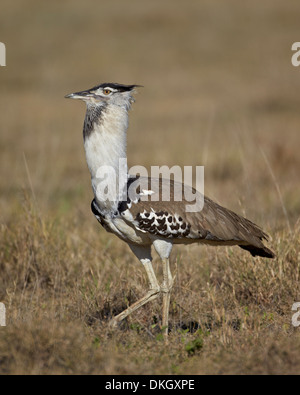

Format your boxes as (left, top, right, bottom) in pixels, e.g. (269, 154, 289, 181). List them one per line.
(0, 0, 300, 375)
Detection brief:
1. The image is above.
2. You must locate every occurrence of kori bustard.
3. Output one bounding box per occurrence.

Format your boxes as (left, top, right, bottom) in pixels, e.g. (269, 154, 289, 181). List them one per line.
(65, 83, 275, 341)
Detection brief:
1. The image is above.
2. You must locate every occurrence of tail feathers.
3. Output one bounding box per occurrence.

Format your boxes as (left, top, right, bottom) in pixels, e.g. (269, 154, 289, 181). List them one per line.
(239, 245, 275, 259)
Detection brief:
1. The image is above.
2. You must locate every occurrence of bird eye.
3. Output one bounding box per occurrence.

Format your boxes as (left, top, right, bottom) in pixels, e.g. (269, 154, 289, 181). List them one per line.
(103, 89, 112, 95)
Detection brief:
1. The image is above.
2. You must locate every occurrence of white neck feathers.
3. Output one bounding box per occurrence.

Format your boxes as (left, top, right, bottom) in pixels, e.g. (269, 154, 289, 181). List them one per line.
(84, 105, 129, 215)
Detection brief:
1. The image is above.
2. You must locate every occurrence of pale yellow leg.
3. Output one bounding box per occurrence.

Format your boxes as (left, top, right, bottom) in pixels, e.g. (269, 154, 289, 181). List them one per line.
(109, 260, 160, 327)
(161, 258, 174, 343)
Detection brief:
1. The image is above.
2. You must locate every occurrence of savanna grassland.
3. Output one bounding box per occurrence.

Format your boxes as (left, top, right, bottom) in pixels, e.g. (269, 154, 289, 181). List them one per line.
(0, 0, 300, 375)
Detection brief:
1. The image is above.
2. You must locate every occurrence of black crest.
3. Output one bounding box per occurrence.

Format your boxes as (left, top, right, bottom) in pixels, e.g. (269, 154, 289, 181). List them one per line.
(92, 83, 141, 92)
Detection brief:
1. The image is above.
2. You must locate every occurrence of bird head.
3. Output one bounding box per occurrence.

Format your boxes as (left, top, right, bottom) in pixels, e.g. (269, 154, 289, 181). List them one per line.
(65, 83, 141, 111)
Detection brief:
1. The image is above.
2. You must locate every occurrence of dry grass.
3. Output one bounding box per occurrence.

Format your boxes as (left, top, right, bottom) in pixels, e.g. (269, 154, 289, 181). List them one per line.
(0, 0, 300, 375)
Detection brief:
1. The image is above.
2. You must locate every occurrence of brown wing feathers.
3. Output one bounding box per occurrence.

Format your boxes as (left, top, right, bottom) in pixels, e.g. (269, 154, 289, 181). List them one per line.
(126, 178, 275, 259)
(196, 197, 275, 258)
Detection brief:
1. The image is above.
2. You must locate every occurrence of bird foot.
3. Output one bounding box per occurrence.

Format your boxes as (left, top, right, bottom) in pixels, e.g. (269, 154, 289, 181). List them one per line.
(108, 318, 119, 329)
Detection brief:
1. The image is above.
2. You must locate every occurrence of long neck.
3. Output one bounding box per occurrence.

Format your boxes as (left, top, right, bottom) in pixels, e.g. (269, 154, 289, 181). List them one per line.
(83, 104, 129, 215)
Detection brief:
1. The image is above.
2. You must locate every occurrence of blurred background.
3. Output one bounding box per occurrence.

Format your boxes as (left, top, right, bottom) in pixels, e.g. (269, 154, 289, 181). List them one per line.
(1, 0, 300, 375)
(0, 0, 300, 229)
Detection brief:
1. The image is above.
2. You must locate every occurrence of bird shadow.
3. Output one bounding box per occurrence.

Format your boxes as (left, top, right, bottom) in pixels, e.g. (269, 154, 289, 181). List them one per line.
(84, 295, 241, 336)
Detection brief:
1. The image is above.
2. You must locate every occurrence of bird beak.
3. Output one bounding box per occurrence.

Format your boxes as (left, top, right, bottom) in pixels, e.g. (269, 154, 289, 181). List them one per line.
(65, 91, 93, 100)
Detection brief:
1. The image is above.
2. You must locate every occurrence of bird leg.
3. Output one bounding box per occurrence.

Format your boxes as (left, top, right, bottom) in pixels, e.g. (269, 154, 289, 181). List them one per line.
(161, 258, 174, 342)
(109, 260, 160, 328)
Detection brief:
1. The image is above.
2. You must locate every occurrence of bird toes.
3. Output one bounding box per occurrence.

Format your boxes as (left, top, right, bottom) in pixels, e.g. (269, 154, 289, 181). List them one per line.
(108, 318, 119, 329)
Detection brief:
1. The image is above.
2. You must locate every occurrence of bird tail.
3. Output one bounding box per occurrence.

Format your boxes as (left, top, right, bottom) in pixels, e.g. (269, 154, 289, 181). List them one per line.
(239, 245, 275, 259)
